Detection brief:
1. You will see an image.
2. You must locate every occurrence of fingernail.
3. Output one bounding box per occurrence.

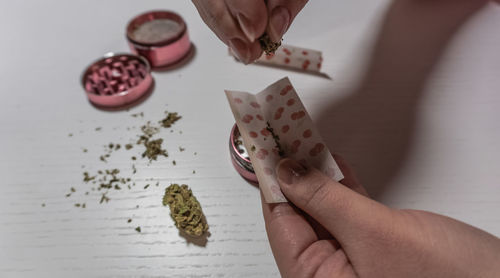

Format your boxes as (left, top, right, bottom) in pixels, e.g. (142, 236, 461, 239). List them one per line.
(229, 38, 250, 64)
(269, 6, 290, 43)
(277, 159, 307, 185)
(237, 13, 256, 42)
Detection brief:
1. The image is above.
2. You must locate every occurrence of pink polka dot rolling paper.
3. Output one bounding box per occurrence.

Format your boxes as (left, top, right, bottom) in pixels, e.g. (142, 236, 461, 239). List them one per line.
(225, 77, 343, 203)
(231, 44, 323, 73)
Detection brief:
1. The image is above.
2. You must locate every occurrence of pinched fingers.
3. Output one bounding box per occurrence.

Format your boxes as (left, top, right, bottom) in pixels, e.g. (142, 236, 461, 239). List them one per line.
(192, 0, 266, 63)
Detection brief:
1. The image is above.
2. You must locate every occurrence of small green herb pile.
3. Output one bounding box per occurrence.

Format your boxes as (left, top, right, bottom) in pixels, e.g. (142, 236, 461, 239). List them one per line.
(62, 110, 205, 235)
(259, 33, 281, 55)
(162, 184, 209, 237)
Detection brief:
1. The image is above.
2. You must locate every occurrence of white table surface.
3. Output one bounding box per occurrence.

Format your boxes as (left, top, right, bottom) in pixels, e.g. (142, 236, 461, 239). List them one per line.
(1, 0, 499, 277)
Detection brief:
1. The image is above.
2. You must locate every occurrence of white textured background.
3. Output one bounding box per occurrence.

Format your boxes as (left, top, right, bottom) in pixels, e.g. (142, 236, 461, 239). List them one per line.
(1, 0, 499, 277)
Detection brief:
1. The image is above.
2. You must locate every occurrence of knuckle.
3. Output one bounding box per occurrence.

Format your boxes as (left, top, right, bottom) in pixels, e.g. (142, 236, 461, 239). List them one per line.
(369, 210, 406, 249)
(302, 171, 341, 213)
(206, 6, 226, 27)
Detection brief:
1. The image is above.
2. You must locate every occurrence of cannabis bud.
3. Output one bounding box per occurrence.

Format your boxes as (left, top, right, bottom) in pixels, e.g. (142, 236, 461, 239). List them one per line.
(259, 33, 281, 55)
(163, 184, 208, 237)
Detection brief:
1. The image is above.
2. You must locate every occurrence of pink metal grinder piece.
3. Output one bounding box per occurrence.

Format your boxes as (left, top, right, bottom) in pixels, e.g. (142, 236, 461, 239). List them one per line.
(126, 10, 191, 68)
(229, 123, 258, 184)
(81, 53, 153, 108)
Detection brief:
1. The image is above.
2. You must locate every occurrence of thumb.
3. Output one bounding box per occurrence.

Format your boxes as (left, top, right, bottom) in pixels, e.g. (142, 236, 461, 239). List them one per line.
(266, 0, 308, 42)
(276, 158, 394, 247)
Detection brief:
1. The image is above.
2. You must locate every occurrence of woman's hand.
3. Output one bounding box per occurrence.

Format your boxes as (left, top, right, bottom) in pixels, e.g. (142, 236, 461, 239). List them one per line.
(191, 0, 308, 64)
(263, 157, 500, 277)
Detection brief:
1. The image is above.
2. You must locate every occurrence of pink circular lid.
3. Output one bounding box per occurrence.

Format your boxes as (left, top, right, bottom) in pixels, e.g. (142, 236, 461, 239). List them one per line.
(126, 10, 192, 68)
(81, 53, 153, 108)
(229, 123, 258, 184)
(126, 10, 186, 47)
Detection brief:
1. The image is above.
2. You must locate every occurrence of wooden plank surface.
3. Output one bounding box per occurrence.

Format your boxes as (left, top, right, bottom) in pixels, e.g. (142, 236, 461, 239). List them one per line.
(1, 0, 499, 277)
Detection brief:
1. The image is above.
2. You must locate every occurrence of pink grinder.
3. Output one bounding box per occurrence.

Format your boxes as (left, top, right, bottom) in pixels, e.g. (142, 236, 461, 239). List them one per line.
(126, 10, 191, 68)
(229, 123, 258, 183)
(81, 53, 153, 108)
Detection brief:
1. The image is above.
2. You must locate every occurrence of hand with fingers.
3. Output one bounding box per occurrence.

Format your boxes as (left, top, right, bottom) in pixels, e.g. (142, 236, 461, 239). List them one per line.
(263, 156, 500, 277)
(191, 0, 308, 64)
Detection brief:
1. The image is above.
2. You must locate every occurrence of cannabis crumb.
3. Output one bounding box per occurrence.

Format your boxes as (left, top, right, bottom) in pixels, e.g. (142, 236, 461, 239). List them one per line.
(135, 226, 141, 233)
(142, 138, 168, 160)
(144, 184, 150, 189)
(140, 122, 159, 138)
(159, 112, 181, 128)
(83, 148, 88, 153)
(192, 170, 196, 174)
(172, 160, 176, 166)
(163, 184, 208, 237)
(125, 144, 133, 150)
(259, 33, 281, 55)
(68, 133, 73, 137)
(100, 193, 110, 204)
(83, 172, 96, 183)
(179, 147, 185, 152)
(41, 203, 45, 207)
(95, 127, 102, 131)
(266, 121, 285, 157)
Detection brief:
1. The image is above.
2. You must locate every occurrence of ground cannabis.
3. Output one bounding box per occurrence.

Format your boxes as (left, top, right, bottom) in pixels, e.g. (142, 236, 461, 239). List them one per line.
(142, 138, 168, 160)
(259, 33, 281, 55)
(99, 193, 110, 204)
(83, 172, 96, 182)
(73, 110, 204, 237)
(159, 112, 181, 128)
(162, 184, 208, 237)
(140, 122, 159, 138)
(266, 121, 285, 157)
